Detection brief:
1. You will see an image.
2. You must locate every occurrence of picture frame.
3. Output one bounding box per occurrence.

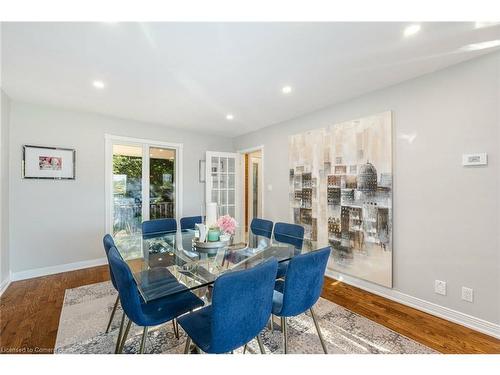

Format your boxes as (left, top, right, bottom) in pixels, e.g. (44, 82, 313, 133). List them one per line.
(23, 145, 76, 180)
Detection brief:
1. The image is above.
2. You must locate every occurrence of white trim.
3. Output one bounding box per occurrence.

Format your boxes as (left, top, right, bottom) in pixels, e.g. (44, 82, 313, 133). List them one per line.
(327, 269, 500, 339)
(104, 134, 184, 234)
(237, 145, 266, 232)
(11, 257, 108, 282)
(0, 272, 12, 297)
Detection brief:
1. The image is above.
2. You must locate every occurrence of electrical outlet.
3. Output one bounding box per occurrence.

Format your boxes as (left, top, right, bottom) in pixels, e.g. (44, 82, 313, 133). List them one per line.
(462, 287, 474, 303)
(435, 280, 447, 296)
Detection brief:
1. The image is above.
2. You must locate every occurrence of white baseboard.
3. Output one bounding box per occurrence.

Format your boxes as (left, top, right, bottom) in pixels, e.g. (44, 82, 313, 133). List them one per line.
(0, 272, 12, 297)
(326, 270, 500, 339)
(11, 257, 108, 282)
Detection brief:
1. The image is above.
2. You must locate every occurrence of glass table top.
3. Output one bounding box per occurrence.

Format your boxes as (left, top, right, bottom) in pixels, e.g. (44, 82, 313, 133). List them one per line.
(113, 228, 305, 302)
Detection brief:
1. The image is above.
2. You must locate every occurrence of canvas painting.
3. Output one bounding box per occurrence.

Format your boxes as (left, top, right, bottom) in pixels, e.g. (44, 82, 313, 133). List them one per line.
(289, 111, 392, 287)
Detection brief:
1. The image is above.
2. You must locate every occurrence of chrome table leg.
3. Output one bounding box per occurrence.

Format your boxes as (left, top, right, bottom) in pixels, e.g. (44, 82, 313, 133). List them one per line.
(106, 296, 119, 333)
(139, 326, 148, 354)
(310, 307, 327, 354)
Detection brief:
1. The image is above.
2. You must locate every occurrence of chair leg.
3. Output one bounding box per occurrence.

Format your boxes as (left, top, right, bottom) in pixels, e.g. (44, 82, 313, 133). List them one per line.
(281, 317, 288, 354)
(310, 307, 328, 354)
(256, 334, 266, 354)
(114, 313, 125, 354)
(184, 337, 192, 354)
(139, 326, 148, 354)
(118, 319, 132, 354)
(106, 296, 120, 333)
(172, 319, 179, 339)
(268, 315, 275, 333)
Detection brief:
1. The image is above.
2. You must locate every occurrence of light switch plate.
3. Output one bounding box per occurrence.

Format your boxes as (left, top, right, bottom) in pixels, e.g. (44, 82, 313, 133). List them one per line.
(462, 153, 487, 166)
(435, 280, 447, 296)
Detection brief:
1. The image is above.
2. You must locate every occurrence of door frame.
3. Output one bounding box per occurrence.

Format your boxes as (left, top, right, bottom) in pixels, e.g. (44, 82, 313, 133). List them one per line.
(238, 145, 265, 231)
(104, 134, 183, 234)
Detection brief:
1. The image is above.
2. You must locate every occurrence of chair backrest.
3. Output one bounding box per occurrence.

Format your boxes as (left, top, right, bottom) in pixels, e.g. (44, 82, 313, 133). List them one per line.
(102, 234, 118, 289)
(106, 246, 146, 326)
(250, 218, 273, 239)
(273, 222, 305, 249)
(210, 258, 278, 353)
(279, 247, 331, 317)
(180, 216, 203, 231)
(142, 218, 177, 236)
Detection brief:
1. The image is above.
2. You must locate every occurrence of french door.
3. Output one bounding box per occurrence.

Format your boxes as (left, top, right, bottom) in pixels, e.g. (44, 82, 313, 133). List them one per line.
(205, 151, 241, 226)
(105, 135, 183, 235)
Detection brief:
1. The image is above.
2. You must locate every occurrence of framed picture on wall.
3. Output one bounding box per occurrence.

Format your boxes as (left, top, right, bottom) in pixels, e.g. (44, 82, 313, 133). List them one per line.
(22, 145, 76, 180)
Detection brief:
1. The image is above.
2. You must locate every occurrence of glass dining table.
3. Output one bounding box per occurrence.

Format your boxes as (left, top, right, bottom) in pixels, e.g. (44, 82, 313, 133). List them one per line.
(112, 228, 305, 302)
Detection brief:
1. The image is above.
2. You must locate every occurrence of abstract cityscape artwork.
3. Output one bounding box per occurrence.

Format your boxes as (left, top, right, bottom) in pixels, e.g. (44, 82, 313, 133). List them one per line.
(289, 111, 393, 287)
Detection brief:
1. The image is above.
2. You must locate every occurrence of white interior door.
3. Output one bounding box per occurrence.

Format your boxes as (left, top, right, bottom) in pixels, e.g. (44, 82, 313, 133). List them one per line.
(205, 151, 241, 233)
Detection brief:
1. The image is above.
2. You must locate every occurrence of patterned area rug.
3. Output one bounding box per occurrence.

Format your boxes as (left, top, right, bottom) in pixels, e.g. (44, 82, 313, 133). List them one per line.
(55, 281, 436, 354)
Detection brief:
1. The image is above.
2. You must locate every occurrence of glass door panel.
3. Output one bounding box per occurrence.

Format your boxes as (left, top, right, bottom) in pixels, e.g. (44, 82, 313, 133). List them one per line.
(112, 144, 143, 235)
(206, 151, 240, 230)
(149, 147, 176, 220)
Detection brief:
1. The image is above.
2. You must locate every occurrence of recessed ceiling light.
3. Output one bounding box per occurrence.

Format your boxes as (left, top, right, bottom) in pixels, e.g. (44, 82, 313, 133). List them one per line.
(226, 114, 234, 121)
(92, 80, 105, 89)
(461, 40, 500, 52)
(403, 24, 421, 37)
(282, 85, 293, 94)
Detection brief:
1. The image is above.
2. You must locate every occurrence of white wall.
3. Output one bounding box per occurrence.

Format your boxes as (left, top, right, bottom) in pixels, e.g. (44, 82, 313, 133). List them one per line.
(8, 101, 233, 276)
(0, 90, 11, 290)
(233, 52, 500, 326)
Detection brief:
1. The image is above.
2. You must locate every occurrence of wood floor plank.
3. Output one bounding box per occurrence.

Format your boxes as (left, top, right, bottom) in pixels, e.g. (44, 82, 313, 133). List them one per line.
(0, 267, 499, 354)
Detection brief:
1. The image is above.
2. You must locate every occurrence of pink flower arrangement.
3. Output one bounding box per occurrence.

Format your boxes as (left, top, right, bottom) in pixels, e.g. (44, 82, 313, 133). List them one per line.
(217, 215, 238, 235)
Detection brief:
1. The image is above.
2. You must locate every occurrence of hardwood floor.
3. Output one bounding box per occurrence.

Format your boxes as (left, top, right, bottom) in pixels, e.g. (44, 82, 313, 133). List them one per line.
(321, 277, 500, 354)
(0, 266, 109, 354)
(1, 267, 499, 354)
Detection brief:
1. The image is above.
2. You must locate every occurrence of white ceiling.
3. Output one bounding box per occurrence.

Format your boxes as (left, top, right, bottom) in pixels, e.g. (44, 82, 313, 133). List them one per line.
(1, 22, 500, 137)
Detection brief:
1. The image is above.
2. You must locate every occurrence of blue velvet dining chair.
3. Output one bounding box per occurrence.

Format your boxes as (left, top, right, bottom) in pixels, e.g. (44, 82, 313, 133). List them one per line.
(102, 234, 120, 335)
(180, 216, 203, 231)
(142, 218, 177, 236)
(106, 246, 204, 353)
(250, 218, 273, 238)
(272, 246, 331, 354)
(273, 222, 305, 279)
(178, 258, 278, 354)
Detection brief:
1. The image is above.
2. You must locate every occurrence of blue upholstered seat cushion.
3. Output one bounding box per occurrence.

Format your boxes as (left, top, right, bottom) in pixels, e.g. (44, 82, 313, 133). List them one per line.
(140, 290, 204, 327)
(177, 305, 213, 352)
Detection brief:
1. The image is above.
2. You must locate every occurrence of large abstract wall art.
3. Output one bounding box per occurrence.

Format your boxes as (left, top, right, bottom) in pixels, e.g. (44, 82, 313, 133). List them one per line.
(289, 111, 392, 287)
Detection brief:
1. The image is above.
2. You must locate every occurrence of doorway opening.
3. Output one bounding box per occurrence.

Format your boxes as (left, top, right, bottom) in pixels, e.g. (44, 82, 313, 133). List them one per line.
(242, 148, 263, 237)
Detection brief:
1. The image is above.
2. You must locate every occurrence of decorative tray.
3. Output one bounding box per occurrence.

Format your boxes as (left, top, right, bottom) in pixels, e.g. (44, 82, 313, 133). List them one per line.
(193, 240, 230, 249)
